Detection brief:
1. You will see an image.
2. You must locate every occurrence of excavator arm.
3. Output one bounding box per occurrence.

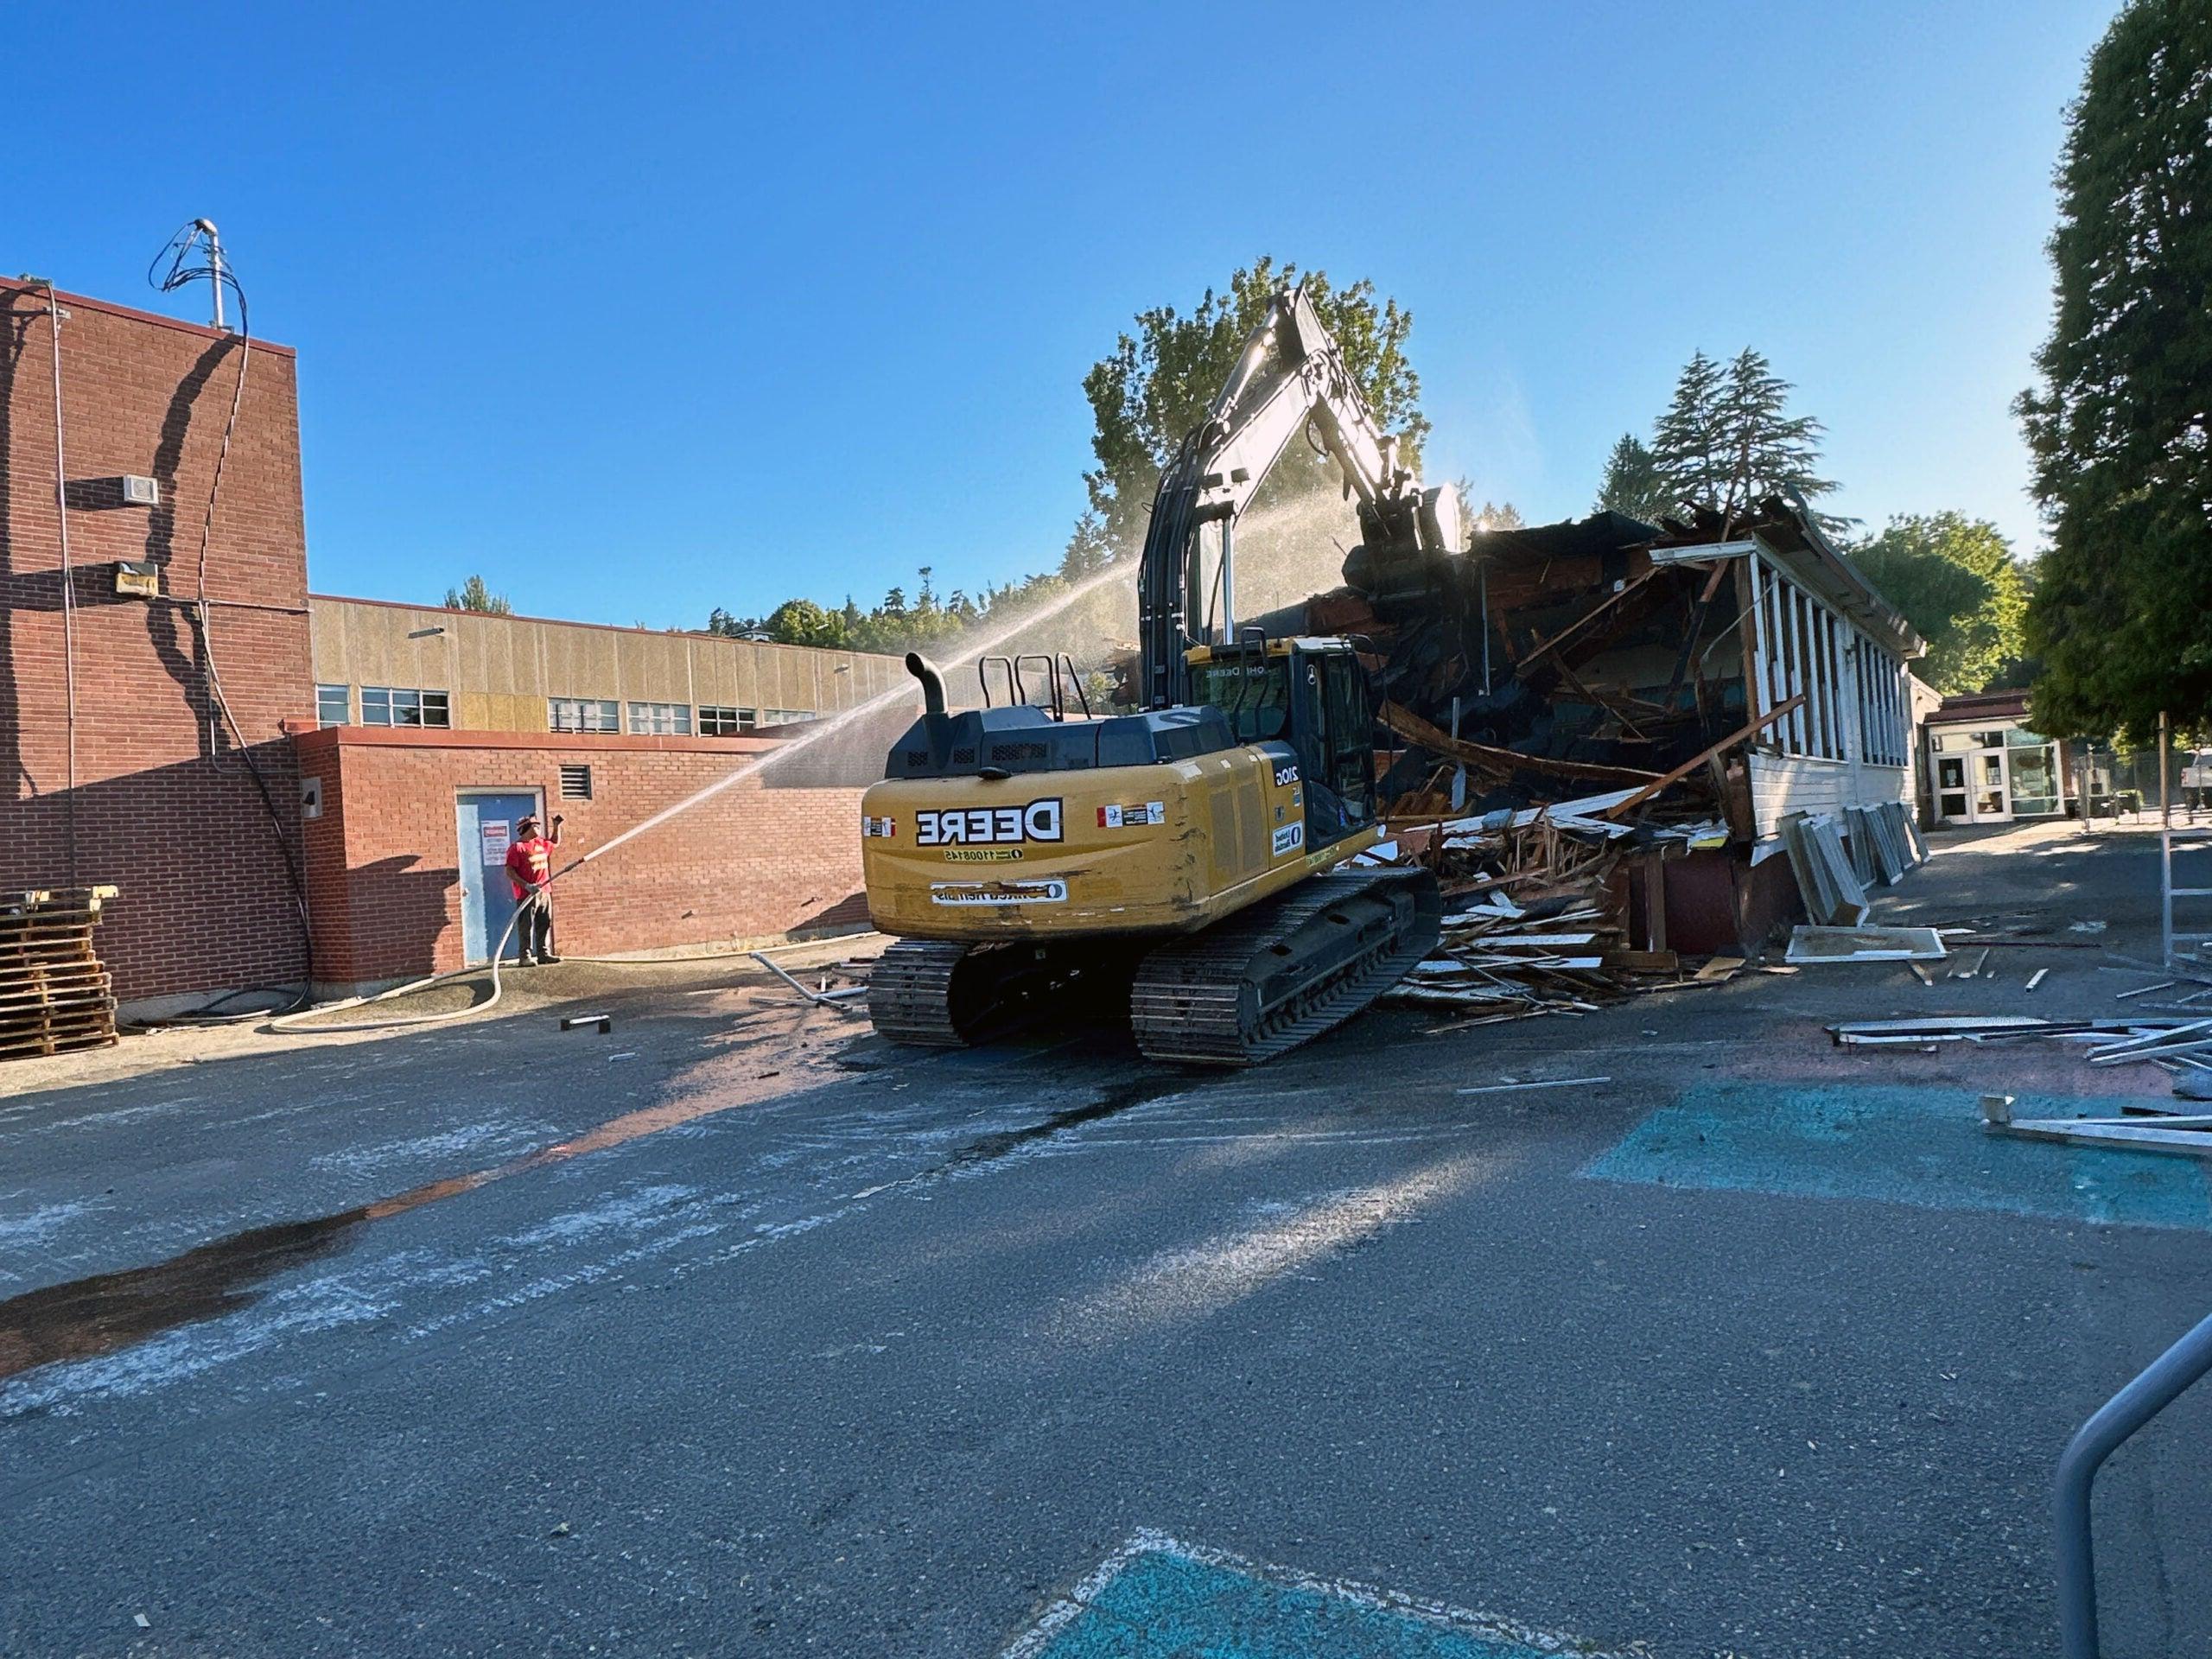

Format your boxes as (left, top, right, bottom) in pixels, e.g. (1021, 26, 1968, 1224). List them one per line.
(1135, 283, 1459, 708)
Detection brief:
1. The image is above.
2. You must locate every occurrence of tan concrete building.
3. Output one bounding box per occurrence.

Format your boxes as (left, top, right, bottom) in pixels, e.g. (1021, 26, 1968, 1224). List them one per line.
(308, 595, 908, 735)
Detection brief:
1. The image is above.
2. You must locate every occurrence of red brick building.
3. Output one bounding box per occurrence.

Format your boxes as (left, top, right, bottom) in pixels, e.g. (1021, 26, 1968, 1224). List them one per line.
(0, 277, 312, 1005)
(2, 276, 875, 1009)
(297, 728, 866, 984)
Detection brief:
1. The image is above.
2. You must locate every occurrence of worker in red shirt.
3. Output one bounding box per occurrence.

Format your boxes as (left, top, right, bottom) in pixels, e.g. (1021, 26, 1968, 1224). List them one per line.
(504, 812, 564, 965)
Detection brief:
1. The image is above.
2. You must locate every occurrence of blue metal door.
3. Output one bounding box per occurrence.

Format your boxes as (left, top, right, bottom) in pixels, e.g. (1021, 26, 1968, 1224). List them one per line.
(455, 790, 542, 964)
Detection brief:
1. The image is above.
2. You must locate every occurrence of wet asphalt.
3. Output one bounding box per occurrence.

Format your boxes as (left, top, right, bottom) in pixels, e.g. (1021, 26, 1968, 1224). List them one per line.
(3, 823, 2210, 1657)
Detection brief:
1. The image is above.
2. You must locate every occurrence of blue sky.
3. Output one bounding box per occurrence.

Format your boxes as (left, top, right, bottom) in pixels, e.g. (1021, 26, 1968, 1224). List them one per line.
(15, 0, 2112, 629)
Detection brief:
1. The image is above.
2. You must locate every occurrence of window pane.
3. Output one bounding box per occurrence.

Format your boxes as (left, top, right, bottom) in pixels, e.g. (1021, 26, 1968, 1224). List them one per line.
(422, 691, 450, 728)
(362, 687, 392, 726)
(317, 684, 350, 726)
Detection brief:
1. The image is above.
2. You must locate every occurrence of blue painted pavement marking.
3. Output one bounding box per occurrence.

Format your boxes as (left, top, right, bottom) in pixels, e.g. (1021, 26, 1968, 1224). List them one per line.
(1003, 1531, 1618, 1658)
(1584, 1082, 2212, 1230)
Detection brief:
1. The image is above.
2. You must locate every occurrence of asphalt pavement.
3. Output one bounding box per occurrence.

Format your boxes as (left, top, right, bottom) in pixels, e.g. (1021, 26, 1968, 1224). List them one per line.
(3, 822, 2209, 1657)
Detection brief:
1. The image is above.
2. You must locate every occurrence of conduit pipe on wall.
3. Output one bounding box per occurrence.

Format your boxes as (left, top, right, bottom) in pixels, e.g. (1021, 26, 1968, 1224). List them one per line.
(44, 283, 79, 887)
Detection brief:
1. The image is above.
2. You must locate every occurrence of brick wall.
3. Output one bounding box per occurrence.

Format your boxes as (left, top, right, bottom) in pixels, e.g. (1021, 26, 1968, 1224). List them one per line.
(0, 278, 312, 1002)
(295, 728, 866, 986)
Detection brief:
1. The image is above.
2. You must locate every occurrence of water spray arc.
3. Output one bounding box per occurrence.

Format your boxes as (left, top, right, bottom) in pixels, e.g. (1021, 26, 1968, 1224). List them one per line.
(275, 558, 1138, 1033)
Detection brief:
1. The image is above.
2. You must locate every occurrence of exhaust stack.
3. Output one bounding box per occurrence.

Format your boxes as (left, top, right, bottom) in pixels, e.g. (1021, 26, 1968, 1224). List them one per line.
(906, 652, 948, 719)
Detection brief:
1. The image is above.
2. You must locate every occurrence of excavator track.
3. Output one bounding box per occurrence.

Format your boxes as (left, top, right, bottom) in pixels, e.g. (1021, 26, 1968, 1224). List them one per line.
(868, 938, 1119, 1048)
(1127, 868, 1441, 1065)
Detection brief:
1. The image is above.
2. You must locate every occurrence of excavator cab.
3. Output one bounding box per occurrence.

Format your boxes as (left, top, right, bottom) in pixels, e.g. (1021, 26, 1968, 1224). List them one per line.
(1185, 636, 1378, 845)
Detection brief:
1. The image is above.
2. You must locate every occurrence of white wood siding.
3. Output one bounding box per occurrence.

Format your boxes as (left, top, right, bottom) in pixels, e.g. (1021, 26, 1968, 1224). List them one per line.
(1744, 544, 1916, 838)
(1750, 755, 1911, 838)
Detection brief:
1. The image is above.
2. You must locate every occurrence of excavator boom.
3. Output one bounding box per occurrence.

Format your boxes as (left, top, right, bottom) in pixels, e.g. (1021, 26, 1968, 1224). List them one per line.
(1135, 283, 1459, 709)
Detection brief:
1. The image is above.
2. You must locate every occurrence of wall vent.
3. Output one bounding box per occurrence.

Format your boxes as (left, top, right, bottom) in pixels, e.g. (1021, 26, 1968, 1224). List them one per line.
(558, 765, 593, 801)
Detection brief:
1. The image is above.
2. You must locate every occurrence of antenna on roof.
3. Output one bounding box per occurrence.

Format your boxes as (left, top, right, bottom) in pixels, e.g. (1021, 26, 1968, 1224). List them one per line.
(149, 219, 239, 333)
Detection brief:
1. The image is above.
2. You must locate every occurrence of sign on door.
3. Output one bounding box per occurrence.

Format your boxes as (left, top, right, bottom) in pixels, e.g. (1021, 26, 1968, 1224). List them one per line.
(480, 820, 512, 866)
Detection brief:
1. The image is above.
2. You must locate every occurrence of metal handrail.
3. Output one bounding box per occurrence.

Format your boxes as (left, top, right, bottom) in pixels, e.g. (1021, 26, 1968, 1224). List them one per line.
(2055, 1306, 2212, 1658)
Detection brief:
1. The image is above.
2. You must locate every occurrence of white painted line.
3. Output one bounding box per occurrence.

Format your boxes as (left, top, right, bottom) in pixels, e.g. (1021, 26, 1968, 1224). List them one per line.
(1455, 1076, 1611, 1096)
(998, 1528, 1627, 1658)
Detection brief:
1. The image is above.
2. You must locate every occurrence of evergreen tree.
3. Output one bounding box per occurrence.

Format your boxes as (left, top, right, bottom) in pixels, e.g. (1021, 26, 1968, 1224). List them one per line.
(2018, 0, 2212, 741)
(1644, 349, 1847, 532)
(1594, 433, 1671, 523)
(1717, 349, 1840, 525)
(443, 574, 511, 614)
(1649, 350, 1730, 509)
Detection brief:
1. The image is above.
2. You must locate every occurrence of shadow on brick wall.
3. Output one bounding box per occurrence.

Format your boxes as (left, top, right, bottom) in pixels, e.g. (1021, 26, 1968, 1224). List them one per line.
(0, 748, 309, 1003)
(316, 853, 464, 985)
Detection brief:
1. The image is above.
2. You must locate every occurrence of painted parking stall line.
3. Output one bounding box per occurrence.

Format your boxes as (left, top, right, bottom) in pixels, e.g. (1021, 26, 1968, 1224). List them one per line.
(1003, 1530, 1624, 1659)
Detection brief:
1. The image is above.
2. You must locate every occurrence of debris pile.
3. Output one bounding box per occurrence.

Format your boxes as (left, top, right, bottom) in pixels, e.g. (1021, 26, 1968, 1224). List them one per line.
(1376, 791, 1739, 1023)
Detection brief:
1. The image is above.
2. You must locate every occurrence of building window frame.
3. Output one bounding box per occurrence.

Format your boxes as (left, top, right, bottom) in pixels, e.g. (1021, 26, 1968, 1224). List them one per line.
(697, 705, 755, 736)
(549, 696, 620, 734)
(316, 683, 351, 727)
(361, 685, 450, 728)
(627, 700, 693, 736)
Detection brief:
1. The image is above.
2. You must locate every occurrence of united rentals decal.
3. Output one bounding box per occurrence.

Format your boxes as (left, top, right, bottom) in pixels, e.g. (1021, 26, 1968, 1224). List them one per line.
(914, 799, 1063, 847)
(861, 815, 898, 838)
(1097, 801, 1166, 829)
(1271, 822, 1305, 856)
(929, 878, 1069, 906)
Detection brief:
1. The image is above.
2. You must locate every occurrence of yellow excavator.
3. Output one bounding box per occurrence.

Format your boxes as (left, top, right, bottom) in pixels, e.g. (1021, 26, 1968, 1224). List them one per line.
(858, 285, 1455, 1064)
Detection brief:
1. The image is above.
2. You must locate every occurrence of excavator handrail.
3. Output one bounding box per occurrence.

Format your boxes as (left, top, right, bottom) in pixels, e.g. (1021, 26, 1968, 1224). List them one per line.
(976, 654, 1020, 709)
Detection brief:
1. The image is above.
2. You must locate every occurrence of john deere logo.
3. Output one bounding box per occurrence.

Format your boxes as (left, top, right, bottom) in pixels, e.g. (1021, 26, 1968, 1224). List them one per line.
(914, 799, 1064, 848)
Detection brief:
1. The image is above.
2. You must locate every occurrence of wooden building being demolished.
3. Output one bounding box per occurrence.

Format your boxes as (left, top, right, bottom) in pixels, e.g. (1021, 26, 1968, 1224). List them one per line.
(1263, 496, 1927, 955)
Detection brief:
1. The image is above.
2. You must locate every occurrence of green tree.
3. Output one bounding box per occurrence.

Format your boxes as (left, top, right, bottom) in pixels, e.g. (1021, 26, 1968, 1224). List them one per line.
(1452, 484, 1522, 535)
(1650, 350, 1730, 509)
(1853, 512, 2028, 695)
(1644, 348, 1847, 532)
(2017, 0, 2212, 741)
(443, 574, 511, 614)
(1079, 256, 1428, 555)
(762, 598, 849, 648)
(1594, 432, 1671, 523)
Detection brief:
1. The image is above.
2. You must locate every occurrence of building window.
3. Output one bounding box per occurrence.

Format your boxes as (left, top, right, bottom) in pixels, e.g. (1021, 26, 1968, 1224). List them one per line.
(627, 700, 692, 735)
(549, 696, 620, 734)
(316, 683, 351, 727)
(761, 708, 818, 726)
(361, 686, 450, 728)
(1854, 632, 1907, 769)
(558, 764, 594, 801)
(698, 705, 755, 735)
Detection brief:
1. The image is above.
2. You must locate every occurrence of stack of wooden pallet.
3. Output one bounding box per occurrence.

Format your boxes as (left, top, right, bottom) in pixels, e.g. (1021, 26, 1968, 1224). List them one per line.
(0, 886, 120, 1062)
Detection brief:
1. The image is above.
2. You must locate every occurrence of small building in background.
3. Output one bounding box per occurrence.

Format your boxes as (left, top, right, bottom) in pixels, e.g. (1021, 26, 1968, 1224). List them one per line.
(1922, 689, 2075, 826)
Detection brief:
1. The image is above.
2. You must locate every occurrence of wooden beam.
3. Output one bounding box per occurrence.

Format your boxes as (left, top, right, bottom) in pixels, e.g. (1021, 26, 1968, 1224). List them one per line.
(1375, 702, 1662, 786)
(1516, 568, 1669, 671)
(1596, 695, 1807, 819)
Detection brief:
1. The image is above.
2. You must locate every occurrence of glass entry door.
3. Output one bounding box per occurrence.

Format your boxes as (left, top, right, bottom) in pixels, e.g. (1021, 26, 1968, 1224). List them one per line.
(1970, 747, 2012, 823)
